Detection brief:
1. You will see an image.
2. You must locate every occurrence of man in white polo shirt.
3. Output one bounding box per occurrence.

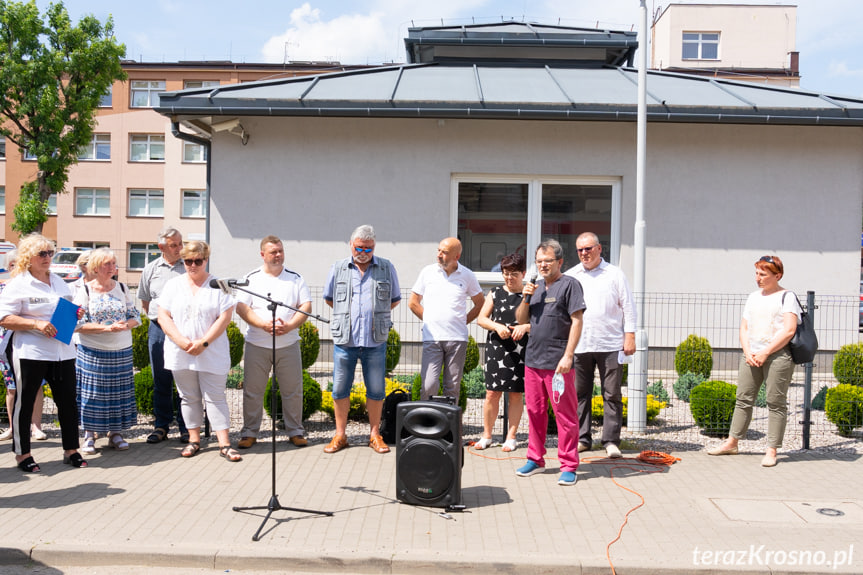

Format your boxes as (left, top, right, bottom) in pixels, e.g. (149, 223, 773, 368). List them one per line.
(409, 237, 484, 401)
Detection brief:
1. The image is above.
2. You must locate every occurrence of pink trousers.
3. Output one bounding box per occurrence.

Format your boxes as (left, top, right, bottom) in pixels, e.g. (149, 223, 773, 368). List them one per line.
(524, 367, 581, 472)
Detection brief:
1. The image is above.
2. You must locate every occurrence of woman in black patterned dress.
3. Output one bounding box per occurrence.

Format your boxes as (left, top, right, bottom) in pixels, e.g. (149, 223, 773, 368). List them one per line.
(475, 253, 529, 452)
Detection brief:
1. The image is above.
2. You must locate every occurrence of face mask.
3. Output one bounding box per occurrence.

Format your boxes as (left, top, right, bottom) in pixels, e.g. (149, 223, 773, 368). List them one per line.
(552, 372, 565, 404)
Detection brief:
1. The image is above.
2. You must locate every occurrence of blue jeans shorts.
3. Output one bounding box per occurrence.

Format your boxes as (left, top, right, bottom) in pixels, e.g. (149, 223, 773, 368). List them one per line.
(332, 343, 387, 401)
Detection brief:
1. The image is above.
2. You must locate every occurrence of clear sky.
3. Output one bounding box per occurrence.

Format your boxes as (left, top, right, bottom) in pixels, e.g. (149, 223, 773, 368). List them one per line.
(36, 0, 863, 98)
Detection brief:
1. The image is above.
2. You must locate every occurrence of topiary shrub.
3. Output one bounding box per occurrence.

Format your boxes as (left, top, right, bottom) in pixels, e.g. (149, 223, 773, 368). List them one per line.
(689, 380, 737, 437)
(386, 328, 401, 374)
(226, 366, 243, 389)
(132, 315, 150, 369)
(755, 383, 767, 408)
(832, 342, 863, 387)
(226, 321, 244, 368)
(591, 394, 666, 424)
(811, 385, 828, 411)
(321, 382, 368, 420)
(463, 365, 485, 399)
(675, 334, 713, 379)
(646, 380, 670, 405)
(299, 322, 320, 369)
(410, 372, 467, 411)
(464, 335, 479, 374)
(674, 372, 706, 403)
(825, 384, 863, 436)
(134, 366, 154, 416)
(264, 370, 323, 421)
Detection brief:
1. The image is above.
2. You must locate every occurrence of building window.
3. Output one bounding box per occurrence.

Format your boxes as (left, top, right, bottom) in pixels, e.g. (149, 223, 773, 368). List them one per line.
(79, 134, 111, 161)
(182, 142, 207, 163)
(0, 139, 5, 159)
(129, 134, 165, 162)
(128, 189, 164, 217)
(75, 188, 110, 216)
(0, 186, 4, 214)
(184, 80, 219, 89)
(128, 243, 160, 270)
(47, 193, 57, 216)
(454, 176, 620, 279)
(23, 148, 37, 161)
(74, 241, 109, 249)
(682, 32, 719, 60)
(99, 85, 113, 107)
(130, 80, 165, 108)
(182, 190, 207, 218)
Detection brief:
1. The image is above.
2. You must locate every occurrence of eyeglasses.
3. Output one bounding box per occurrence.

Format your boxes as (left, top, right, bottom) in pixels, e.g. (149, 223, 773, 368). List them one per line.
(183, 258, 205, 267)
(37, 250, 55, 258)
(354, 246, 374, 254)
(535, 258, 557, 265)
(577, 245, 598, 254)
(501, 270, 522, 277)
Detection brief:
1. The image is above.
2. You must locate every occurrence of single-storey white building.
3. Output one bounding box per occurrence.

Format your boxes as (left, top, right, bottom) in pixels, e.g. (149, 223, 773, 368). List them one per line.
(156, 22, 863, 349)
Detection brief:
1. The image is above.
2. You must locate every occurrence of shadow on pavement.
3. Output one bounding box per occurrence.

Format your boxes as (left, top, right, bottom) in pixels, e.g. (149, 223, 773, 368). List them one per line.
(0, 483, 123, 509)
(0, 548, 63, 573)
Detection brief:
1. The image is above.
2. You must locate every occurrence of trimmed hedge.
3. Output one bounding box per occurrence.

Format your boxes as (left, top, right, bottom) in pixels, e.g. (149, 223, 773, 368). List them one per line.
(689, 380, 736, 437)
(591, 394, 666, 424)
(825, 384, 863, 436)
(299, 322, 320, 369)
(132, 315, 150, 369)
(833, 342, 863, 387)
(264, 370, 323, 421)
(386, 328, 401, 374)
(674, 372, 706, 403)
(675, 334, 713, 379)
(226, 321, 244, 368)
(134, 366, 155, 416)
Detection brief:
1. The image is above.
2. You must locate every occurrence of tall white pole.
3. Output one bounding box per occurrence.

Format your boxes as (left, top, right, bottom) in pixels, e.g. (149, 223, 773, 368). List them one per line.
(629, 0, 649, 432)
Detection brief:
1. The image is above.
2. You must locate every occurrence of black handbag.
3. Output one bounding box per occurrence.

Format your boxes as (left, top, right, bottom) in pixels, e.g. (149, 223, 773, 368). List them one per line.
(782, 291, 818, 365)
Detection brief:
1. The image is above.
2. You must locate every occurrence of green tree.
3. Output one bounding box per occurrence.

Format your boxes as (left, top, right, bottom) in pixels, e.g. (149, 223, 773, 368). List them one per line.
(0, 0, 126, 234)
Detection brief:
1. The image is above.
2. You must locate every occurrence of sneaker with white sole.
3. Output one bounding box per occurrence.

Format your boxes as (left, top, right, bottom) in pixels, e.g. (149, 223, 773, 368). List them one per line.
(0, 427, 13, 441)
(558, 471, 577, 486)
(516, 460, 544, 477)
(605, 444, 622, 459)
(81, 437, 97, 455)
(31, 427, 48, 441)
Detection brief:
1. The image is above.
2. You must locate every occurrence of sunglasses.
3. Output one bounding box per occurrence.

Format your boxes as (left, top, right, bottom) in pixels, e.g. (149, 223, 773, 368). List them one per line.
(576, 245, 598, 254)
(38, 250, 55, 258)
(183, 258, 205, 266)
(354, 246, 373, 254)
(759, 256, 775, 264)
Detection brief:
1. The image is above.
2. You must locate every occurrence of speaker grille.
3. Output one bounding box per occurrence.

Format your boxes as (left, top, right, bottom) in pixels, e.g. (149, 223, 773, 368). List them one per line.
(397, 440, 455, 501)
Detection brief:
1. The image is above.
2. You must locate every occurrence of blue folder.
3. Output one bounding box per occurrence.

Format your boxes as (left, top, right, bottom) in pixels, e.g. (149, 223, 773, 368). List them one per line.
(50, 297, 80, 345)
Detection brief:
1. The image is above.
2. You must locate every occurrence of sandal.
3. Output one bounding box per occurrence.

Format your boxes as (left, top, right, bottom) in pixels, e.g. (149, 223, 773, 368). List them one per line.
(17, 456, 40, 473)
(147, 427, 167, 444)
(473, 437, 493, 450)
(81, 436, 97, 455)
(108, 433, 129, 451)
(502, 439, 518, 452)
(220, 446, 242, 462)
(63, 452, 88, 468)
(180, 442, 201, 458)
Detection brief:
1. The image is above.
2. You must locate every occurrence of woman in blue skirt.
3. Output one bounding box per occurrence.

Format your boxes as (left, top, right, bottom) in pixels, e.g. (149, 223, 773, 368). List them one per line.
(74, 248, 140, 453)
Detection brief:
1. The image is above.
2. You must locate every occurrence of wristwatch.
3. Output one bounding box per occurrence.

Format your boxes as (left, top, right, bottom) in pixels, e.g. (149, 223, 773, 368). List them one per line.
(202, 341, 208, 348)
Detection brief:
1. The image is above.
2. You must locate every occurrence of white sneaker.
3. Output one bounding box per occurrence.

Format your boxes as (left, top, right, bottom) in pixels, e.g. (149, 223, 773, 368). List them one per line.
(31, 427, 48, 440)
(81, 436, 97, 455)
(605, 444, 622, 459)
(0, 427, 13, 441)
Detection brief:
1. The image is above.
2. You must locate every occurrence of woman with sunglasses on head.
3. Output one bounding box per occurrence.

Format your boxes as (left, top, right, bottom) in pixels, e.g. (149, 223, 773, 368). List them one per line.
(156, 241, 242, 462)
(0, 234, 87, 472)
(708, 255, 800, 467)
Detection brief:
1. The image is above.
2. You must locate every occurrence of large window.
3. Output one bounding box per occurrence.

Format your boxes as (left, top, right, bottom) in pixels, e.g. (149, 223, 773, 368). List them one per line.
(0, 186, 4, 214)
(75, 188, 110, 216)
(128, 243, 160, 270)
(184, 80, 219, 89)
(454, 176, 620, 278)
(182, 190, 207, 218)
(0, 139, 5, 159)
(99, 85, 113, 107)
(183, 142, 207, 163)
(74, 241, 109, 250)
(130, 80, 165, 108)
(682, 32, 719, 60)
(130, 134, 165, 162)
(79, 134, 111, 161)
(47, 193, 57, 215)
(128, 189, 164, 217)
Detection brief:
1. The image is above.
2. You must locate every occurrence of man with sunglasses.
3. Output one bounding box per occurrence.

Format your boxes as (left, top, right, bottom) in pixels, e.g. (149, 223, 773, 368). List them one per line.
(322, 225, 400, 454)
(565, 232, 636, 459)
(138, 226, 189, 444)
(236, 235, 312, 449)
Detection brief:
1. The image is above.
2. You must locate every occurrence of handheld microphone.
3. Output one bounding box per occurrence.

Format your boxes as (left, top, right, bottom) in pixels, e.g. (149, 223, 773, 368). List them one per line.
(524, 272, 538, 304)
(208, 278, 249, 294)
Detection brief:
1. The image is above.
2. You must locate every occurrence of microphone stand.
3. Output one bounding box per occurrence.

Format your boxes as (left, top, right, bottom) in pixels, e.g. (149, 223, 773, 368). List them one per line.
(230, 284, 333, 540)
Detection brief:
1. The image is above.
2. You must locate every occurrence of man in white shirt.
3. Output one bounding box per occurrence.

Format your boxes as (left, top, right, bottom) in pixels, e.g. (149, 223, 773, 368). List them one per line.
(235, 236, 312, 449)
(409, 237, 484, 401)
(565, 232, 636, 459)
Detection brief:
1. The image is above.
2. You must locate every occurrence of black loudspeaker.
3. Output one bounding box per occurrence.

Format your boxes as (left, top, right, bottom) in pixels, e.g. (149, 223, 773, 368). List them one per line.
(395, 401, 463, 508)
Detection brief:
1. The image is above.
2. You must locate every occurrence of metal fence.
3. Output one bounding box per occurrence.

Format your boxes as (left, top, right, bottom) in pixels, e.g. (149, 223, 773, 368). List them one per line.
(5, 289, 861, 451)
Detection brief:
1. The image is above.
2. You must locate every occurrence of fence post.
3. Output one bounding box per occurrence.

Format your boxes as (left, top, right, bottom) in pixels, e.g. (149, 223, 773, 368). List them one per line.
(801, 290, 815, 450)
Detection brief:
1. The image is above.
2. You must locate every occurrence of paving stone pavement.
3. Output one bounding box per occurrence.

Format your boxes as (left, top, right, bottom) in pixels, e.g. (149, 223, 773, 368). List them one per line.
(0, 435, 861, 575)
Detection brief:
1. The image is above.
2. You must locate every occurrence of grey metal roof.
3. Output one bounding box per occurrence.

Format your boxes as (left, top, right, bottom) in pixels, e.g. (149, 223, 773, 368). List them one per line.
(155, 63, 863, 128)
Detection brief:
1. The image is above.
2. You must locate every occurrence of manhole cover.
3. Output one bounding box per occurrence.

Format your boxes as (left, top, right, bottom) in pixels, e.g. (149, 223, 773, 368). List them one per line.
(816, 508, 845, 517)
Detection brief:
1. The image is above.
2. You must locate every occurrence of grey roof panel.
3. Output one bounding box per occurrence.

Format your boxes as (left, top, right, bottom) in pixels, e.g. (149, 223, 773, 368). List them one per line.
(551, 68, 639, 106)
(306, 68, 401, 102)
(395, 66, 479, 102)
(477, 68, 570, 105)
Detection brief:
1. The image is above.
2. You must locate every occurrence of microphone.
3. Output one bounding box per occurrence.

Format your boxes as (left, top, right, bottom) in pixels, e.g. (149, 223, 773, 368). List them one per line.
(208, 278, 249, 294)
(524, 272, 538, 304)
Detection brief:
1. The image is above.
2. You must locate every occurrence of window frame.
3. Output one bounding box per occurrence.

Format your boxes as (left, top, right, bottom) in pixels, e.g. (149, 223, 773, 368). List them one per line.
(46, 193, 57, 216)
(129, 134, 165, 163)
(130, 80, 166, 108)
(450, 174, 622, 283)
(0, 185, 5, 214)
(74, 188, 111, 216)
(128, 188, 165, 217)
(181, 189, 208, 219)
(183, 80, 220, 89)
(682, 32, 720, 60)
(182, 141, 207, 163)
(99, 85, 113, 108)
(78, 133, 111, 161)
(128, 242, 161, 270)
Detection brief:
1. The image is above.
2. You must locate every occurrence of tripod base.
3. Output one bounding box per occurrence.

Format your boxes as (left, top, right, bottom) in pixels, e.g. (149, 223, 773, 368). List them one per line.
(234, 495, 333, 541)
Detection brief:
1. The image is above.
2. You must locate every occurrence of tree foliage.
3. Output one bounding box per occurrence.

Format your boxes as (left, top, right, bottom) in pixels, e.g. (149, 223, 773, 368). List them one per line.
(0, 0, 126, 232)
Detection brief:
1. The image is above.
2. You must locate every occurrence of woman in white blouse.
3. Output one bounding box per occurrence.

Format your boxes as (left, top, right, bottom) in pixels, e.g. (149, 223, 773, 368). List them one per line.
(708, 255, 800, 467)
(157, 241, 241, 462)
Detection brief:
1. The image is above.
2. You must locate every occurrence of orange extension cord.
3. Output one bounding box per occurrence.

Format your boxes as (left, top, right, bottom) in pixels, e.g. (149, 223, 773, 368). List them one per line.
(468, 444, 680, 575)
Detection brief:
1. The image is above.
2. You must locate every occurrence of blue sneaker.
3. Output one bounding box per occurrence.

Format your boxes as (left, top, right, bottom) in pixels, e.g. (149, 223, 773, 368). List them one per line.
(558, 471, 577, 486)
(516, 460, 544, 477)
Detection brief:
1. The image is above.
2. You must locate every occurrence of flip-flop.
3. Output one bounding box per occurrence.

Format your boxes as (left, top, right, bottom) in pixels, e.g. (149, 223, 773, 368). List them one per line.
(17, 456, 40, 473)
